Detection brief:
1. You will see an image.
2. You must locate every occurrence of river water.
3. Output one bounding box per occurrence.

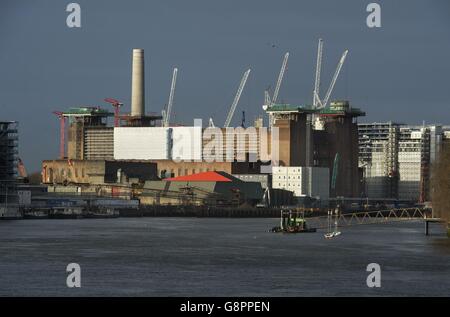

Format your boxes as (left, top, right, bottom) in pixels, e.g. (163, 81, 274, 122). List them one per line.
(0, 217, 449, 296)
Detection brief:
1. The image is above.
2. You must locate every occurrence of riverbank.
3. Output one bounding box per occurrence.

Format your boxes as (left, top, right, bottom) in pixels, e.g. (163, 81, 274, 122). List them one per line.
(12, 205, 325, 219)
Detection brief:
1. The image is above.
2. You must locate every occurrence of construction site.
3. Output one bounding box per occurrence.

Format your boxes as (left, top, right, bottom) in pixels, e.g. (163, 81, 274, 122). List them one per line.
(5, 40, 449, 218)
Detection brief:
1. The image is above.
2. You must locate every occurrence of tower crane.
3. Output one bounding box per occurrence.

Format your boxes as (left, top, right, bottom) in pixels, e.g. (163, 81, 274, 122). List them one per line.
(319, 50, 349, 109)
(163, 67, 178, 127)
(313, 39, 323, 108)
(17, 158, 28, 180)
(224, 69, 251, 128)
(263, 89, 271, 107)
(104, 98, 123, 127)
(314, 91, 324, 108)
(161, 109, 167, 127)
(272, 52, 289, 104)
(241, 111, 246, 128)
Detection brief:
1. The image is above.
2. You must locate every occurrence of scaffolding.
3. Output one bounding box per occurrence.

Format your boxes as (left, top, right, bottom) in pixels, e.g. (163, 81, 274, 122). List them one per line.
(0, 121, 18, 205)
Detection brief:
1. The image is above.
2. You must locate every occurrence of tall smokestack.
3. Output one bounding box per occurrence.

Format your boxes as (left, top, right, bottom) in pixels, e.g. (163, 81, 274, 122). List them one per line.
(131, 48, 145, 117)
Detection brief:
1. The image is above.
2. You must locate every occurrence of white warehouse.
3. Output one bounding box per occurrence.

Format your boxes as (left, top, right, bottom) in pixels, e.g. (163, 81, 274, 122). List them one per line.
(114, 127, 202, 161)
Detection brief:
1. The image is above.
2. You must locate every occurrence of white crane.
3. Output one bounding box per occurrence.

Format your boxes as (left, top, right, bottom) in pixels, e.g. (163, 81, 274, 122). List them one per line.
(314, 90, 324, 108)
(272, 52, 289, 104)
(161, 109, 166, 127)
(264, 90, 271, 107)
(313, 39, 323, 108)
(224, 69, 251, 128)
(319, 50, 348, 109)
(163, 67, 178, 127)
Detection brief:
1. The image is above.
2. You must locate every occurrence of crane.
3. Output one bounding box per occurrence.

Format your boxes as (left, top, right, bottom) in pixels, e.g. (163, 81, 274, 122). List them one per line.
(224, 69, 251, 128)
(313, 39, 323, 108)
(320, 50, 348, 109)
(241, 111, 246, 128)
(163, 67, 178, 127)
(161, 109, 167, 127)
(314, 90, 324, 108)
(17, 157, 28, 180)
(52, 111, 66, 159)
(272, 52, 289, 104)
(264, 89, 271, 107)
(104, 98, 123, 127)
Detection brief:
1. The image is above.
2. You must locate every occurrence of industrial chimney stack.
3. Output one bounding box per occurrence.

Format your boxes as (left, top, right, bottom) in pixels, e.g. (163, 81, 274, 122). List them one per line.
(131, 48, 145, 117)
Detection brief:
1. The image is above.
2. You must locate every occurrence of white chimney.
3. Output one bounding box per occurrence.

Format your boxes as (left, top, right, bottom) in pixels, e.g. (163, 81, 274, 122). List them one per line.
(131, 48, 145, 117)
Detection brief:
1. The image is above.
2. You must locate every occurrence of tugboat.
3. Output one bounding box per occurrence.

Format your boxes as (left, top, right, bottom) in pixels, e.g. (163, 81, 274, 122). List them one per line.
(270, 209, 317, 233)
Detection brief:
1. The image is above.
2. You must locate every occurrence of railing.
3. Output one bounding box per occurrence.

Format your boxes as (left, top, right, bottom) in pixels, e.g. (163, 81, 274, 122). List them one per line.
(307, 207, 431, 229)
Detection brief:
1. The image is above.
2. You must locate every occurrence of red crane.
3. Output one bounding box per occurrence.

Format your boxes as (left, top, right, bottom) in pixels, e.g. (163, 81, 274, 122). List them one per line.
(104, 98, 123, 127)
(17, 157, 28, 179)
(53, 111, 66, 159)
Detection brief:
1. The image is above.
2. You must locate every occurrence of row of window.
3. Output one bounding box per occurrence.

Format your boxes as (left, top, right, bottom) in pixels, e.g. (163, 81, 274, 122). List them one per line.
(158, 168, 215, 177)
(274, 175, 302, 180)
(51, 168, 85, 178)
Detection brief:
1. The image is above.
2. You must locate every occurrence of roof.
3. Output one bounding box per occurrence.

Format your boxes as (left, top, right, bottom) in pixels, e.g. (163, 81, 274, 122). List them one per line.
(265, 103, 316, 114)
(265, 101, 365, 117)
(318, 107, 365, 117)
(165, 171, 232, 182)
(63, 107, 113, 117)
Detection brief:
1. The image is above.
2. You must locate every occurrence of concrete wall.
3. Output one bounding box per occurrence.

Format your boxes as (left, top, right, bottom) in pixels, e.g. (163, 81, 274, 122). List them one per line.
(67, 121, 84, 159)
(114, 127, 171, 160)
(315, 116, 360, 198)
(43, 160, 106, 184)
(42, 159, 157, 185)
(273, 113, 309, 166)
(149, 160, 261, 178)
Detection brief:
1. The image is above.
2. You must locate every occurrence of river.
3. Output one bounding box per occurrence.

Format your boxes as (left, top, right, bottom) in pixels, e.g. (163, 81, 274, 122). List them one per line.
(0, 218, 449, 296)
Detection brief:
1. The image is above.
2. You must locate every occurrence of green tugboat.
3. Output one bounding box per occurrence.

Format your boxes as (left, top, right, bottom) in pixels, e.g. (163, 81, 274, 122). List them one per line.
(270, 209, 317, 233)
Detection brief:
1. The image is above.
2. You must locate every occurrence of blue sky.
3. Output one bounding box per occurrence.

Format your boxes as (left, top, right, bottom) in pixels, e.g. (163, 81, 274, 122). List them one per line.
(1, 0, 449, 171)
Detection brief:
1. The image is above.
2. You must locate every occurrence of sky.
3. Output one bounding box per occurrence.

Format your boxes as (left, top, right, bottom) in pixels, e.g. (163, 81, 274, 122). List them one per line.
(1, 0, 450, 171)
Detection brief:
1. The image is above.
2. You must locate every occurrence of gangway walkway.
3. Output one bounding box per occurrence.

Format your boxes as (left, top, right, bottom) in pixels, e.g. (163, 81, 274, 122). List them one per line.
(307, 207, 434, 230)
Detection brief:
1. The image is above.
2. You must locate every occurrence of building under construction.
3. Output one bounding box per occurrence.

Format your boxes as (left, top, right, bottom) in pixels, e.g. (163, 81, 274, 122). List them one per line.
(43, 41, 368, 207)
(358, 122, 449, 202)
(266, 100, 365, 199)
(0, 121, 20, 218)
